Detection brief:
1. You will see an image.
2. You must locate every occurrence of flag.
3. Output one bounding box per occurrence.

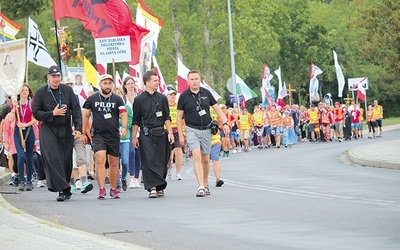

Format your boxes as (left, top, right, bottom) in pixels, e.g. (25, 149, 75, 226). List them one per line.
(177, 58, 190, 92)
(0, 13, 22, 41)
(96, 63, 107, 74)
(115, 71, 123, 87)
(357, 82, 366, 102)
(274, 66, 286, 107)
(263, 87, 275, 108)
(27, 17, 57, 69)
(262, 64, 273, 88)
(83, 57, 99, 89)
(177, 59, 221, 100)
(136, 0, 164, 49)
(152, 56, 167, 95)
(137, 33, 154, 88)
(309, 63, 323, 102)
(333, 50, 345, 98)
(227, 74, 258, 101)
(0, 39, 26, 98)
(122, 71, 130, 82)
(53, 0, 149, 64)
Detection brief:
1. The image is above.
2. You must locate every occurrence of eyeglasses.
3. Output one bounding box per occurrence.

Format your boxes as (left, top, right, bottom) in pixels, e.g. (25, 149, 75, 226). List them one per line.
(125, 81, 136, 85)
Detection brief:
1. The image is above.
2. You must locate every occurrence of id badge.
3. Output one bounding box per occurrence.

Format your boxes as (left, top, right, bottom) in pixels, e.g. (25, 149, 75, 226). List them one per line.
(104, 113, 112, 119)
(198, 109, 206, 116)
(156, 111, 163, 117)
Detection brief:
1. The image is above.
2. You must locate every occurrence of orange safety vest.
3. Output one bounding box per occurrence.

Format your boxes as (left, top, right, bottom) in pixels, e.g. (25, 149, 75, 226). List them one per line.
(282, 116, 292, 127)
(333, 107, 343, 121)
(308, 109, 319, 124)
(366, 110, 376, 122)
(321, 113, 331, 124)
(373, 105, 383, 119)
(270, 111, 282, 127)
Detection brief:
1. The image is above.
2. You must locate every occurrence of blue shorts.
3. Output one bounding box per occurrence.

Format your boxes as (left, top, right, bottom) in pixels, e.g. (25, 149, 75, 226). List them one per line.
(351, 123, 360, 129)
(271, 126, 281, 135)
(230, 131, 240, 140)
(262, 126, 271, 137)
(210, 144, 221, 161)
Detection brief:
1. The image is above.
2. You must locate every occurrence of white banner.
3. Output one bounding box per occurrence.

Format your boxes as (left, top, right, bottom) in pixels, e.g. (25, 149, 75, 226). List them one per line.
(27, 17, 57, 68)
(0, 39, 26, 98)
(95, 36, 131, 64)
(333, 50, 345, 97)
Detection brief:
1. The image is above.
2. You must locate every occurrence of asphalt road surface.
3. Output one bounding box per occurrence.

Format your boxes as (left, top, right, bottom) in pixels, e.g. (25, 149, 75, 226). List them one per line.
(3, 131, 400, 250)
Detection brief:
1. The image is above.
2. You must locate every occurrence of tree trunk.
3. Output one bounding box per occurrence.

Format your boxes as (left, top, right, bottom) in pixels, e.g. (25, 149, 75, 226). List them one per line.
(203, 0, 214, 84)
(171, 0, 182, 63)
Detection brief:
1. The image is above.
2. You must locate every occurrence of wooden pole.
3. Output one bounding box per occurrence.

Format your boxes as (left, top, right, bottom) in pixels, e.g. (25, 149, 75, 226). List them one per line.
(14, 103, 26, 149)
(112, 58, 116, 92)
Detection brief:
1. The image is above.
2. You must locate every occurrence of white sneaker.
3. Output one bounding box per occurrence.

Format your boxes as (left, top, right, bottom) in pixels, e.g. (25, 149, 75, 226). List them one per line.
(75, 180, 82, 190)
(129, 179, 135, 189)
(176, 173, 183, 180)
(167, 173, 172, 179)
(238, 147, 242, 152)
(134, 179, 141, 188)
(36, 180, 45, 188)
(232, 149, 237, 154)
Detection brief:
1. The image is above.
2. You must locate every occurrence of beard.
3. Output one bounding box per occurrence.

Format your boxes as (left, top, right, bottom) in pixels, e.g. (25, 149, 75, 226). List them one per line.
(101, 88, 112, 95)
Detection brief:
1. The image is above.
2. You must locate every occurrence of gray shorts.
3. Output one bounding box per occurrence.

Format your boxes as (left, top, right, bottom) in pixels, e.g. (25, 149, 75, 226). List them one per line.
(186, 126, 212, 155)
(74, 137, 87, 167)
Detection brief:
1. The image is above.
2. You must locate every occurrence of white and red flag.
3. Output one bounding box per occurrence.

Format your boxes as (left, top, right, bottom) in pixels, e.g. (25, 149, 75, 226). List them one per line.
(357, 82, 366, 102)
(274, 66, 286, 107)
(309, 63, 323, 102)
(262, 64, 273, 88)
(152, 56, 167, 95)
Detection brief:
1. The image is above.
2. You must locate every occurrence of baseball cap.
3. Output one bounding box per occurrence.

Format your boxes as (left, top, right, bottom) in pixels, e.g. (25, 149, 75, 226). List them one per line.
(99, 74, 114, 82)
(167, 89, 177, 95)
(47, 65, 61, 76)
(335, 101, 340, 105)
(62, 77, 74, 85)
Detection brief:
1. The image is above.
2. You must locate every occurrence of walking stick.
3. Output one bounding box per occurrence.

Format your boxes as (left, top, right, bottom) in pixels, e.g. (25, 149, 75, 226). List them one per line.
(14, 103, 26, 149)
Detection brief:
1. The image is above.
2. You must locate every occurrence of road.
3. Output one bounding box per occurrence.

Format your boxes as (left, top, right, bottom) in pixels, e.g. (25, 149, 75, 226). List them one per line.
(3, 131, 400, 250)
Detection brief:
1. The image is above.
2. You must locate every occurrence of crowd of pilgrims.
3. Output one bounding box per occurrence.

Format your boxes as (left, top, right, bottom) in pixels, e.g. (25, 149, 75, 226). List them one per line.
(0, 79, 384, 192)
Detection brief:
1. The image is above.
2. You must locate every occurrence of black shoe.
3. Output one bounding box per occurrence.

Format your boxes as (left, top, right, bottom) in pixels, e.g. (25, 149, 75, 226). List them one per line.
(56, 192, 66, 202)
(122, 179, 128, 191)
(216, 179, 224, 187)
(63, 187, 72, 200)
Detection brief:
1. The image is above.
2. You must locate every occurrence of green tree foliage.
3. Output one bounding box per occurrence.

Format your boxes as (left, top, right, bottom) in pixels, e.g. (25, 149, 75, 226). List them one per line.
(2, 0, 399, 116)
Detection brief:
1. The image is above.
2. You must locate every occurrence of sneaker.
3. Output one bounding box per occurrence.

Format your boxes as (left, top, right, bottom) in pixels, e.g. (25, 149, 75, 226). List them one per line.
(129, 178, 135, 189)
(9, 176, 15, 186)
(56, 192, 66, 202)
(64, 187, 72, 200)
(216, 179, 224, 187)
(116, 185, 122, 193)
(98, 188, 106, 199)
(176, 173, 183, 180)
(204, 186, 211, 195)
(157, 190, 165, 197)
(110, 188, 120, 199)
(37, 180, 46, 188)
(75, 180, 82, 190)
(196, 187, 206, 197)
(167, 172, 172, 179)
(232, 149, 237, 154)
(81, 182, 93, 194)
(122, 179, 128, 191)
(237, 147, 242, 153)
(87, 172, 95, 180)
(18, 182, 25, 191)
(134, 179, 141, 188)
(70, 184, 77, 194)
(13, 176, 19, 186)
(149, 188, 157, 198)
(105, 177, 110, 184)
(25, 182, 33, 191)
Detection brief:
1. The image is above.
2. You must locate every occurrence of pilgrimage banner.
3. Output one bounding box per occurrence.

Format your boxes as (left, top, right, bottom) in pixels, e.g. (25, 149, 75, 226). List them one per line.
(0, 39, 26, 98)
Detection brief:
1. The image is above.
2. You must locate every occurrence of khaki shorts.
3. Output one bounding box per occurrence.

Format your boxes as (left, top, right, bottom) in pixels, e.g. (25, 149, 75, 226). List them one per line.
(240, 129, 250, 140)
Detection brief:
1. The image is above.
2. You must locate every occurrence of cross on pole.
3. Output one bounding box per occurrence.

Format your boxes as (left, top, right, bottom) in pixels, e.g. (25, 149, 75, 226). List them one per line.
(286, 84, 296, 106)
(74, 43, 84, 66)
(343, 94, 353, 106)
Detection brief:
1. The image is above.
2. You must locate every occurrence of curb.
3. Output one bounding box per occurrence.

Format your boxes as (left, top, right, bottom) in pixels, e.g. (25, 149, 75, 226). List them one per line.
(347, 149, 400, 170)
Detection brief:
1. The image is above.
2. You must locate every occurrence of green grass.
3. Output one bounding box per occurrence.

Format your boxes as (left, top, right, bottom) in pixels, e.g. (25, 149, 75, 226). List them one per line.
(382, 117, 400, 126)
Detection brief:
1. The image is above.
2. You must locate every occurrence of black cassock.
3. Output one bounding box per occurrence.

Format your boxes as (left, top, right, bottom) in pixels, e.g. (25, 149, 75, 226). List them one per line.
(33, 83, 82, 192)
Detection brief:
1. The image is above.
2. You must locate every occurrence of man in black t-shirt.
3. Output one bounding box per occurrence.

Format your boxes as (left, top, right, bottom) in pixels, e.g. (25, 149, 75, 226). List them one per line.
(82, 74, 128, 199)
(177, 70, 229, 197)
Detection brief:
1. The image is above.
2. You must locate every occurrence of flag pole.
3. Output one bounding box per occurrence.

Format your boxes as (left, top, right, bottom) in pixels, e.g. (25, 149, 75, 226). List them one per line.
(54, 21, 62, 67)
(227, 0, 238, 107)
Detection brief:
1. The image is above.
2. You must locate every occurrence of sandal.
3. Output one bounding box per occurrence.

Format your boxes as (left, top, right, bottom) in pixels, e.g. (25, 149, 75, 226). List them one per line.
(204, 186, 211, 195)
(157, 190, 164, 197)
(149, 188, 158, 198)
(196, 188, 206, 197)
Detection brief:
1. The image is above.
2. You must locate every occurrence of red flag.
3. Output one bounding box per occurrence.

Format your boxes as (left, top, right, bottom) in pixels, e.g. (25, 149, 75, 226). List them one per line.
(80, 88, 88, 100)
(357, 84, 366, 102)
(177, 58, 190, 92)
(96, 63, 107, 74)
(53, 0, 149, 64)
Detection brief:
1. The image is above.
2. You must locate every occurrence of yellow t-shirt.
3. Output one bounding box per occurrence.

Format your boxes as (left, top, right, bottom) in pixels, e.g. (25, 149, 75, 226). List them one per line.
(239, 113, 251, 130)
(252, 112, 264, 127)
(373, 105, 383, 119)
(169, 104, 178, 128)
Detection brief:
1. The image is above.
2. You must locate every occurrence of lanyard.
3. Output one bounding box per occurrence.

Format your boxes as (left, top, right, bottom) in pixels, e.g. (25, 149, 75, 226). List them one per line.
(49, 87, 62, 106)
(19, 101, 28, 121)
(99, 93, 111, 114)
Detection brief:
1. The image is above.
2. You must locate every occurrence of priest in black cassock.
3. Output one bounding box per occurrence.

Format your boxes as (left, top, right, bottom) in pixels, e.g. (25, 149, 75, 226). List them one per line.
(33, 65, 82, 202)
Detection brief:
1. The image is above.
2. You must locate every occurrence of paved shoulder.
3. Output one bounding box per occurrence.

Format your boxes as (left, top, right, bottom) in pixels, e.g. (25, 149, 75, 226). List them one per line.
(347, 139, 400, 170)
(0, 193, 149, 250)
